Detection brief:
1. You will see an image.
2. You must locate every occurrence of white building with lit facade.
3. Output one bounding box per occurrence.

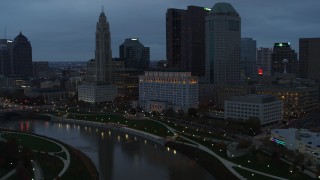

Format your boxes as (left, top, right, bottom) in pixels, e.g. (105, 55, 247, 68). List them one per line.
(271, 128, 320, 162)
(139, 71, 199, 112)
(78, 82, 117, 103)
(224, 94, 283, 126)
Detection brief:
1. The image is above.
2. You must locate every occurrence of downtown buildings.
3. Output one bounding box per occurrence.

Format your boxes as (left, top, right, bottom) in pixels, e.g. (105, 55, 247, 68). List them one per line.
(299, 38, 320, 80)
(205, 2, 241, 84)
(240, 38, 257, 78)
(0, 33, 33, 77)
(138, 71, 199, 112)
(78, 10, 117, 103)
(119, 38, 150, 70)
(271, 42, 298, 75)
(166, 6, 209, 77)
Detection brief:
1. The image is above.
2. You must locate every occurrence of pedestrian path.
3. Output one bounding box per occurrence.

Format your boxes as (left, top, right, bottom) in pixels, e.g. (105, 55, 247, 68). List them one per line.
(0, 131, 70, 179)
(149, 119, 289, 180)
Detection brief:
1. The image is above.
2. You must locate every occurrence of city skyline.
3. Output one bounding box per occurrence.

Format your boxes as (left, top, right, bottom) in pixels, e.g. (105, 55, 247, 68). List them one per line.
(1, 0, 319, 61)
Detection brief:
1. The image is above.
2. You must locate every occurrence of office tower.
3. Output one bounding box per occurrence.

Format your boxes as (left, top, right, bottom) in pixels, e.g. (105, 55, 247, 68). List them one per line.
(119, 38, 150, 70)
(94, 10, 113, 82)
(181, 6, 209, 77)
(299, 38, 320, 80)
(257, 47, 272, 76)
(166, 6, 209, 76)
(79, 10, 117, 103)
(205, 2, 241, 84)
(240, 38, 257, 78)
(33, 61, 49, 78)
(271, 42, 298, 75)
(13, 32, 33, 76)
(0, 39, 13, 76)
(166, 8, 185, 69)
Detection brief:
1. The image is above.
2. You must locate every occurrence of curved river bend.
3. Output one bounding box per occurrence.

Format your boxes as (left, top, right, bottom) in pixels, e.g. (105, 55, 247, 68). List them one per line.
(0, 120, 214, 180)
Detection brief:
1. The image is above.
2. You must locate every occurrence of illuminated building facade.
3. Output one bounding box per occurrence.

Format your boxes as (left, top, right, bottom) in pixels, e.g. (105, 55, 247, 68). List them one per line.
(113, 69, 143, 100)
(224, 94, 282, 126)
(205, 2, 241, 84)
(271, 128, 320, 162)
(78, 82, 117, 103)
(256, 85, 319, 119)
(139, 71, 199, 112)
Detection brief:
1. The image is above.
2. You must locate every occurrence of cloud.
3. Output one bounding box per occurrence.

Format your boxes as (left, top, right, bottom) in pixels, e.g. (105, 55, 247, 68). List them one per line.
(1, 0, 319, 61)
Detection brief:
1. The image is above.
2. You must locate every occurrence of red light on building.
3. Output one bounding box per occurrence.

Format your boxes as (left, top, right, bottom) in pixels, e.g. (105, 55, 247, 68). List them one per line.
(258, 68, 263, 76)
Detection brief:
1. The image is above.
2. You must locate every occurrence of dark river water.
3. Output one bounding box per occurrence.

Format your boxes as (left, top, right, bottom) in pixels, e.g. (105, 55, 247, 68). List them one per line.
(0, 120, 214, 180)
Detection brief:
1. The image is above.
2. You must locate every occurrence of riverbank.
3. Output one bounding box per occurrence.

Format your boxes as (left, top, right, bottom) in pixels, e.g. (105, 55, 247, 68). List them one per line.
(0, 129, 98, 180)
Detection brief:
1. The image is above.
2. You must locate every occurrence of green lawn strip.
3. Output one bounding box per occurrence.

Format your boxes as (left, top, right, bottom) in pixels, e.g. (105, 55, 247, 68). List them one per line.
(34, 152, 64, 180)
(61, 146, 96, 180)
(66, 114, 174, 137)
(159, 119, 229, 140)
(166, 141, 238, 180)
(2, 132, 62, 152)
(233, 167, 277, 180)
(184, 135, 312, 179)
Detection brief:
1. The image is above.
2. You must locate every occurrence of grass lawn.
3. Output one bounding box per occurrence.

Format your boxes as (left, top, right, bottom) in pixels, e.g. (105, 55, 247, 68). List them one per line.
(67, 114, 174, 137)
(61, 147, 95, 180)
(183, 135, 313, 180)
(34, 152, 64, 180)
(2, 132, 62, 152)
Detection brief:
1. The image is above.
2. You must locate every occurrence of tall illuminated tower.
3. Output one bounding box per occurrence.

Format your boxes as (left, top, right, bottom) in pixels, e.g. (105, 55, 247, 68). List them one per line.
(95, 9, 112, 82)
(205, 2, 241, 84)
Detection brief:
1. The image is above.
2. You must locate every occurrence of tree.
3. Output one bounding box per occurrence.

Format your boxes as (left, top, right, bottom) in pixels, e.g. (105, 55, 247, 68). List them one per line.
(244, 117, 261, 136)
(163, 107, 176, 117)
(188, 108, 198, 117)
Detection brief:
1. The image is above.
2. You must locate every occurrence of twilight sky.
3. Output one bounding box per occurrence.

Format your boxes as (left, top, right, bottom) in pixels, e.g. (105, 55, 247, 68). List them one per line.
(1, 0, 319, 61)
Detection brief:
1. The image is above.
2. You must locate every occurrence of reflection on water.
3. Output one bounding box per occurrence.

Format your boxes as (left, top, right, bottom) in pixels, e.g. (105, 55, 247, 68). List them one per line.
(0, 120, 214, 180)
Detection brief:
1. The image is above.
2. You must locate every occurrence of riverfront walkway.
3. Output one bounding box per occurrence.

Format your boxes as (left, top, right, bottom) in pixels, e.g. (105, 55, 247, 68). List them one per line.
(149, 119, 289, 180)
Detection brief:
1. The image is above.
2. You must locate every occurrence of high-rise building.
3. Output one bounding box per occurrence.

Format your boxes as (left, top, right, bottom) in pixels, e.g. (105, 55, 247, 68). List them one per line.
(240, 38, 257, 78)
(205, 3, 241, 84)
(271, 42, 298, 75)
(79, 10, 116, 103)
(181, 6, 209, 77)
(87, 10, 113, 82)
(13, 32, 33, 77)
(166, 6, 209, 76)
(119, 38, 150, 70)
(0, 39, 13, 76)
(257, 47, 272, 76)
(166, 8, 185, 69)
(299, 38, 320, 80)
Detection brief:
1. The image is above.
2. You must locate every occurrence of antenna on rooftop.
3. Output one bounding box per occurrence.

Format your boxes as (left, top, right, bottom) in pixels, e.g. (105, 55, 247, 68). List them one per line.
(101, 5, 104, 13)
(4, 25, 6, 39)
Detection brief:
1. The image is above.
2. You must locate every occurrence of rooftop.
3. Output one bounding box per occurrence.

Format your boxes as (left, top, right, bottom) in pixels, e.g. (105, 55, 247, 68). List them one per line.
(209, 2, 239, 16)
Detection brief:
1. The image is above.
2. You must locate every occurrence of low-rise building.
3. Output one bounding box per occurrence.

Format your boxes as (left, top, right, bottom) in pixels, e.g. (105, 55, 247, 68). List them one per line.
(78, 82, 117, 103)
(224, 94, 282, 126)
(139, 71, 198, 112)
(256, 85, 319, 118)
(25, 88, 68, 104)
(271, 128, 320, 162)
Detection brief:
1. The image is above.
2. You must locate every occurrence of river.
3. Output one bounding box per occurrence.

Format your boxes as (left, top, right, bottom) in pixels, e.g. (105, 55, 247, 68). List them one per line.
(0, 119, 214, 180)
